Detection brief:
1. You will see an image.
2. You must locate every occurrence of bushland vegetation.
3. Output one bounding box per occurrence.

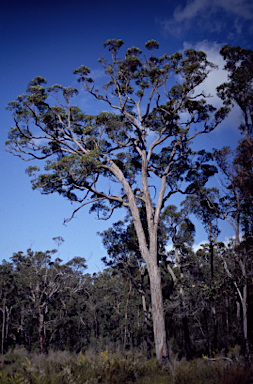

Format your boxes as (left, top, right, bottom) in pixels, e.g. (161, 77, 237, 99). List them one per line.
(1, 347, 253, 384)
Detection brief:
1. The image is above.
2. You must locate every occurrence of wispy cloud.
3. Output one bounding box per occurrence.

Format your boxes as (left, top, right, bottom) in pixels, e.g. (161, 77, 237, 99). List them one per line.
(182, 40, 242, 130)
(165, 240, 208, 254)
(90, 69, 106, 81)
(158, 0, 253, 38)
(183, 40, 227, 106)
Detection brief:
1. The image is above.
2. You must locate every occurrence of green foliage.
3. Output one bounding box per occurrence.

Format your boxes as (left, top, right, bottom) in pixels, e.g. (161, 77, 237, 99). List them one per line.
(6, 40, 226, 221)
(217, 45, 253, 111)
(215, 45, 253, 240)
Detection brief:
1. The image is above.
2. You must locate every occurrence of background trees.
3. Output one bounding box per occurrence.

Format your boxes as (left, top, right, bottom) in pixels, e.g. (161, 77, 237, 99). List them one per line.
(1, 242, 253, 357)
(214, 45, 253, 355)
(0, 250, 87, 354)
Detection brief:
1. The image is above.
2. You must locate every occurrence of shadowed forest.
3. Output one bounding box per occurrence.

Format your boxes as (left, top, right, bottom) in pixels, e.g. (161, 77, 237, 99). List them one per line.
(2, 240, 252, 357)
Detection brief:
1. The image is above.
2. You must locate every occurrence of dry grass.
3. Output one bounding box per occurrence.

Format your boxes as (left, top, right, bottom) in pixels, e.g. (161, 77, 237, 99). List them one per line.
(0, 347, 252, 384)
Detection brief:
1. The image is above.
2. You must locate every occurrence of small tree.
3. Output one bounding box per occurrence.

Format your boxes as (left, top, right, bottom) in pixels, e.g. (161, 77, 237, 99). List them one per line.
(6, 39, 227, 361)
(10, 249, 87, 353)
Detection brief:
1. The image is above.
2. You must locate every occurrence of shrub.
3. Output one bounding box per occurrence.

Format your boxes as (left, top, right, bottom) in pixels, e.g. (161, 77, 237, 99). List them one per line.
(0, 348, 252, 384)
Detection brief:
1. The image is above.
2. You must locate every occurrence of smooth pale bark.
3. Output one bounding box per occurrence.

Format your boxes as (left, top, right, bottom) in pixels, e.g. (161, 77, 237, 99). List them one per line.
(234, 229, 248, 355)
(147, 260, 168, 361)
(209, 240, 217, 351)
(124, 281, 131, 350)
(211, 305, 217, 351)
(239, 259, 248, 355)
(225, 295, 229, 338)
(38, 306, 46, 354)
(143, 158, 169, 362)
(1, 293, 6, 358)
(112, 161, 169, 362)
(203, 309, 211, 356)
(5, 306, 12, 350)
(20, 305, 25, 347)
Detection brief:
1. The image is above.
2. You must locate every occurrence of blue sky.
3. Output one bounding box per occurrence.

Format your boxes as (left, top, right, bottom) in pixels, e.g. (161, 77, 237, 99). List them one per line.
(1, 0, 252, 273)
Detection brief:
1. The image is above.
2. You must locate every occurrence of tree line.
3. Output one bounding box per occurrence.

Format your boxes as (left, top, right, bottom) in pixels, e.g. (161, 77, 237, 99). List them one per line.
(4, 40, 253, 361)
(0, 235, 253, 359)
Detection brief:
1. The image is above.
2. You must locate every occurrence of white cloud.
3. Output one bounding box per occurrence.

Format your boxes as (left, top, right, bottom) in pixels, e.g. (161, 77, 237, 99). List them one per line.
(223, 233, 244, 245)
(234, 19, 243, 35)
(159, 0, 253, 37)
(175, 0, 253, 22)
(165, 233, 244, 257)
(181, 40, 242, 131)
(192, 240, 209, 253)
(166, 244, 174, 253)
(218, 0, 253, 20)
(183, 40, 227, 107)
(90, 69, 106, 81)
(173, 0, 210, 22)
(165, 240, 208, 254)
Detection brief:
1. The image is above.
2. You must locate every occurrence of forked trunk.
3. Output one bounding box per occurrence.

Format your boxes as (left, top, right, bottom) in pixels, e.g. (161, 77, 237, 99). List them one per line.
(148, 261, 168, 362)
(126, 180, 168, 362)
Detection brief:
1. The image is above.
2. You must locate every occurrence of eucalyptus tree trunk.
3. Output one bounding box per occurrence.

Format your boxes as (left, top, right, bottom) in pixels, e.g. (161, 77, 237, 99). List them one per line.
(235, 231, 248, 355)
(209, 240, 217, 351)
(20, 305, 25, 347)
(1, 293, 6, 358)
(5, 306, 12, 350)
(121, 170, 169, 362)
(238, 259, 248, 355)
(38, 305, 46, 354)
(124, 280, 131, 351)
(147, 259, 168, 362)
(203, 309, 211, 356)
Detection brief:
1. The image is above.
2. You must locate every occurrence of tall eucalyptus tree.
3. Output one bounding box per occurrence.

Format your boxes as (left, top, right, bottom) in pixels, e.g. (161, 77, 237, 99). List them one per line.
(6, 39, 227, 361)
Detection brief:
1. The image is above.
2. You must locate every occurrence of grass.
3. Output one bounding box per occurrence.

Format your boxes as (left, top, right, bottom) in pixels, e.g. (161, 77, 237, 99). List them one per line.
(0, 347, 253, 384)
